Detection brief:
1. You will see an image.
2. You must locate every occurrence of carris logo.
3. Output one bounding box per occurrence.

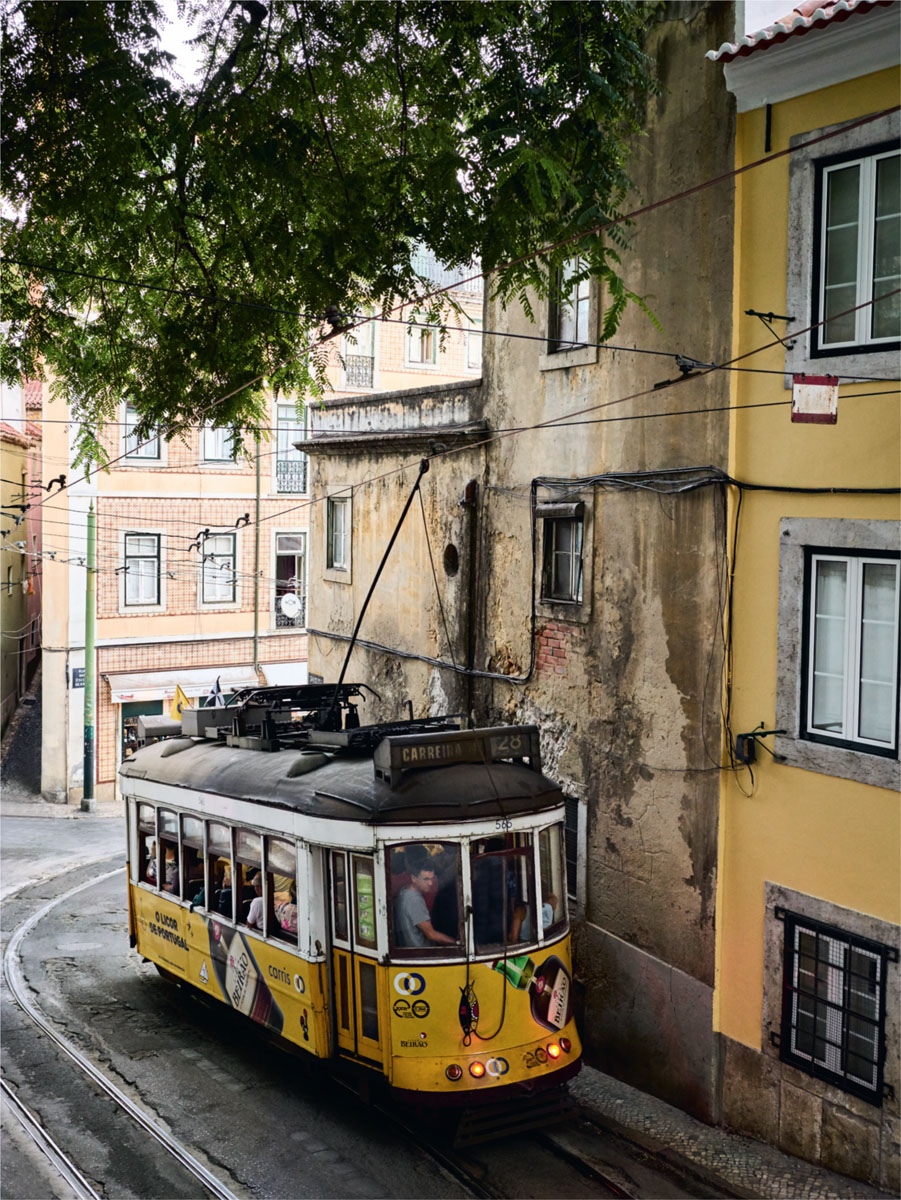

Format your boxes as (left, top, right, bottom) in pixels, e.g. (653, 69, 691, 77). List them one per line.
(393, 972, 426, 996)
(486, 1057, 509, 1077)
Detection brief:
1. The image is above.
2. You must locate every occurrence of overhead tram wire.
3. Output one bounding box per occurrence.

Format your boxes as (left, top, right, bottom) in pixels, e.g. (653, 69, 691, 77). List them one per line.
(2, 98, 898, 520)
(5, 100, 898, 365)
(3, 105, 898, 535)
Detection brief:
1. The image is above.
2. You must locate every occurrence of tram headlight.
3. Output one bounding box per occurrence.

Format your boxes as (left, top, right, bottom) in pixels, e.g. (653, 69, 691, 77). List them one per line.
(559, 1037, 572, 1054)
(445, 1064, 463, 1081)
(546, 1042, 561, 1059)
(469, 1061, 486, 1078)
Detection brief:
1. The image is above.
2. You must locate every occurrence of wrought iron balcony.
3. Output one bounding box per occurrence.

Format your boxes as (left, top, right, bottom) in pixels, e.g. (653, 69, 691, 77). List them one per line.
(275, 594, 306, 628)
(345, 354, 374, 388)
(276, 457, 307, 494)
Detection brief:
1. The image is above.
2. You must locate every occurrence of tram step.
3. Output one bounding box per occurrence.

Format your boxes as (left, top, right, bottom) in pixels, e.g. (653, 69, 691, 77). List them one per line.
(454, 1087, 575, 1147)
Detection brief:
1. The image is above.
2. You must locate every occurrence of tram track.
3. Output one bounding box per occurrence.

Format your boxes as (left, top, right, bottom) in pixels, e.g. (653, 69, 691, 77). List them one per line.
(2, 865, 244, 1200)
(1, 1075, 103, 1200)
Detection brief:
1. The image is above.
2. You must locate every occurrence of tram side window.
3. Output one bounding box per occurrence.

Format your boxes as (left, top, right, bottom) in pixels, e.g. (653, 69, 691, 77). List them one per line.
(182, 816, 205, 905)
(471, 834, 535, 952)
(138, 804, 156, 885)
(236, 829, 262, 930)
(266, 836, 297, 944)
(538, 824, 566, 936)
(159, 810, 180, 897)
(332, 851, 349, 942)
(389, 842, 461, 953)
(207, 822, 233, 919)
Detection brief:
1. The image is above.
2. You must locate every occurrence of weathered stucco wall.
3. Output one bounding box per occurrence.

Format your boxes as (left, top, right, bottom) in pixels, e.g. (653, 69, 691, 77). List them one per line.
(306, 2, 737, 1120)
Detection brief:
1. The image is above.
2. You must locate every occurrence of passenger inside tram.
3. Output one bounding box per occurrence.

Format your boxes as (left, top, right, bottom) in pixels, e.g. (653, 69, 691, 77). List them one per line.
(393, 844, 458, 948)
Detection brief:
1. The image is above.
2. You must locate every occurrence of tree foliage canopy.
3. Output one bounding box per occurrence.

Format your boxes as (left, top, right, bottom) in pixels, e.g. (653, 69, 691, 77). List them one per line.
(1, 0, 657, 462)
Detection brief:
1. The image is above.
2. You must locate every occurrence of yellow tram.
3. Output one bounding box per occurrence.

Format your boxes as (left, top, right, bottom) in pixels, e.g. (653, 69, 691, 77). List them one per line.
(121, 684, 582, 1110)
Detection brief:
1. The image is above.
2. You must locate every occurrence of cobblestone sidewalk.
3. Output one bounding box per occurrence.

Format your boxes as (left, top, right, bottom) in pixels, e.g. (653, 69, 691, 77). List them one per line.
(572, 1066, 891, 1199)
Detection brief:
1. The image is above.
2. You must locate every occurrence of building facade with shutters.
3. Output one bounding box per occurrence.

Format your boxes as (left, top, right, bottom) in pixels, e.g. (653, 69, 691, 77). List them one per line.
(709, 2, 899, 1188)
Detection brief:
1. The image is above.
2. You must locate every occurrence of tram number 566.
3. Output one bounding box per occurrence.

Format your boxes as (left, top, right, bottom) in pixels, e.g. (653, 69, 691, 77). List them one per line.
(495, 818, 512, 832)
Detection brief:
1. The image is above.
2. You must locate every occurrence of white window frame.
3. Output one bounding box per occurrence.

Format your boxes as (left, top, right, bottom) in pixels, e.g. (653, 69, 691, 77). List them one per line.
(465, 318, 483, 372)
(406, 324, 437, 368)
(785, 110, 900, 381)
(119, 530, 165, 613)
(804, 552, 899, 754)
(549, 257, 591, 353)
(202, 423, 237, 464)
(123, 403, 162, 462)
(273, 531, 306, 629)
(816, 149, 900, 353)
(326, 496, 350, 573)
(274, 403, 308, 495)
(342, 317, 378, 390)
(199, 532, 239, 607)
(775, 517, 900, 791)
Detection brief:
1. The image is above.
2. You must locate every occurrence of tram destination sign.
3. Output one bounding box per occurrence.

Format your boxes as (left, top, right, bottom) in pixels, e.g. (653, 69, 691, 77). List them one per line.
(375, 725, 541, 787)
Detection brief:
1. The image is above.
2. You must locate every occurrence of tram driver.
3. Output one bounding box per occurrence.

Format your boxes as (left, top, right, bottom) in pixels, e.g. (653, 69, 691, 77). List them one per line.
(394, 846, 457, 948)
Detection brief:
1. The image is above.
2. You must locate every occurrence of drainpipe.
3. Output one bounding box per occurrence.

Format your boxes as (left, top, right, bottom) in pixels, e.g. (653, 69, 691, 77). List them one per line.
(253, 431, 261, 676)
(81, 502, 96, 812)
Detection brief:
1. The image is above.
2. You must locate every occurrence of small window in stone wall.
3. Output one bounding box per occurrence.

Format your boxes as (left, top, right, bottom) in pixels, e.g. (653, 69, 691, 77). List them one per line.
(778, 907, 895, 1106)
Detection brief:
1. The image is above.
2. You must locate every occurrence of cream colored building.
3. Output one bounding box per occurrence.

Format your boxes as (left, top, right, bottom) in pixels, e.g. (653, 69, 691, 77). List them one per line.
(40, 257, 482, 802)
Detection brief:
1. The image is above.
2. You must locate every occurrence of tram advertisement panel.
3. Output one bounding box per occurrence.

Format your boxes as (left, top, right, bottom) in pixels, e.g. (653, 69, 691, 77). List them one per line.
(388, 938, 581, 1093)
(131, 887, 324, 1054)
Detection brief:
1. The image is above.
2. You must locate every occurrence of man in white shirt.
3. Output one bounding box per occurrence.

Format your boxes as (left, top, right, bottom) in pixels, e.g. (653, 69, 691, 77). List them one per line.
(246, 873, 264, 929)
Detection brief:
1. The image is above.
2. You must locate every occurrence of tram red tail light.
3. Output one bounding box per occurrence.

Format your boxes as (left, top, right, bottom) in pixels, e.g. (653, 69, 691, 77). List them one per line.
(469, 1061, 486, 1078)
(445, 1064, 463, 1081)
(546, 1042, 561, 1059)
(559, 1037, 572, 1054)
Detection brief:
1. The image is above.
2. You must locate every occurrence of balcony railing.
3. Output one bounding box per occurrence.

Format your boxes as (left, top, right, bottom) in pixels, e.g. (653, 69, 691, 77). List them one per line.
(275, 594, 306, 628)
(345, 354, 374, 388)
(276, 458, 307, 494)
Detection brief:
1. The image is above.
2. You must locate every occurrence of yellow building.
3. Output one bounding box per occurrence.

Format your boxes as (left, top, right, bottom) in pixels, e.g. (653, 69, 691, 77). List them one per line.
(709, 3, 899, 1188)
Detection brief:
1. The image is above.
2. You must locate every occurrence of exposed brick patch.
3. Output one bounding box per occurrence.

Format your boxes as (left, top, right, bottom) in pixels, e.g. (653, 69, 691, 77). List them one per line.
(537, 621, 573, 676)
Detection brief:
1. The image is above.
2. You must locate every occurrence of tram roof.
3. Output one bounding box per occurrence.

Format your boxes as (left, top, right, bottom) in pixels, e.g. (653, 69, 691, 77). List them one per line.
(120, 738, 565, 824)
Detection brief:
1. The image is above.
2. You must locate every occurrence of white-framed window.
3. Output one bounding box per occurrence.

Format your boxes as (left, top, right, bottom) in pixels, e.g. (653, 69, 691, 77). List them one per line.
(124, 403, 160, 460)
(326, 496, 350, 572)
(815, 149, 900, 352)
(275, 532, 305, 628)
(203, 424, 234, 463)
(201, 533, 237, 604)
(804, 550, 899, 754)
(406, 324, 437, 367)
(275, 404, 307, 494)
(123, 533, 161, 607)
(343, 318, 376, 388)
(549, 257, 591, 352)
(466, 318, 483, 371)
(540, 511, 584, 604)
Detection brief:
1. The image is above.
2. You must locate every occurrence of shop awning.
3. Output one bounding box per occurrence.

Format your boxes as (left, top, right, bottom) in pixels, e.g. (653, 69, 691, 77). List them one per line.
(106, 665, 259, 704)
(261, 661, 308, 687)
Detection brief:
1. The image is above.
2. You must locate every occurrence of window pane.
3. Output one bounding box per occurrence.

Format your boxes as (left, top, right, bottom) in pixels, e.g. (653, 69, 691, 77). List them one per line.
(277, 534, 304, 554)
(182, 816, 203, 844)
(823, 284, 858, 343)
(825, 224, 859, 288)
(826, 164, 860, 226)
(208, 822, 230, 855)
(873, 287, 901, 341)
(471, 835, 534, 952)
(875, 154, 900, 218)
(811, 559, 847, 732)
(538, 825, 566, 934)
(332, 851, 348, 941)
(389, 842, 460, 951)
(267, 837, 295, 876)
(353, 856, 377, 950)
(235, 830, 261, 866)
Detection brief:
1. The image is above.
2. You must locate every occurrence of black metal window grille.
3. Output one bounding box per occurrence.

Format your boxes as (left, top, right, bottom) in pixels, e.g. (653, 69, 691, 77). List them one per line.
(779, 909, 891, 1105)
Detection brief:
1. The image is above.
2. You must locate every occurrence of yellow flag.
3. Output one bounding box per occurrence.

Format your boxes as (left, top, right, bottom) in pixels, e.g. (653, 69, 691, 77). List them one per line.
(170, 684, 192, 721)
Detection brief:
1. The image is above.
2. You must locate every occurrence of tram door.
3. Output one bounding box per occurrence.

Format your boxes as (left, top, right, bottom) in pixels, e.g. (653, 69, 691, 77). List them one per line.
(329, 850, 383, 1063)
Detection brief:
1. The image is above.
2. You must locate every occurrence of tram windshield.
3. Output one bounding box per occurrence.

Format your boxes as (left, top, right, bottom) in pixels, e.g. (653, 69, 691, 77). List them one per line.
(389, 842, 461, 952)
(471, 834, 536, 952)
